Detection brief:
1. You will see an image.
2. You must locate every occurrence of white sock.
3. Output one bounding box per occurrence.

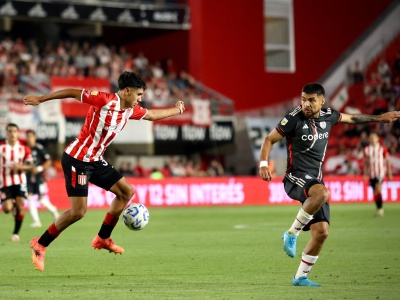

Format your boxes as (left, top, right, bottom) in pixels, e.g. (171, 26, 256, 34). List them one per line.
(28, 195, 41, 224)
(295, 253, 319, 279)
(288, 208, 313, 236)
(39, 198, 58, 219)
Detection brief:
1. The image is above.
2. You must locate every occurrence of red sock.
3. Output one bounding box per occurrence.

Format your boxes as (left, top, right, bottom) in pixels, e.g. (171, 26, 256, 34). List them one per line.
(103, 212, 119, 226)
(48, 223, 61, 238)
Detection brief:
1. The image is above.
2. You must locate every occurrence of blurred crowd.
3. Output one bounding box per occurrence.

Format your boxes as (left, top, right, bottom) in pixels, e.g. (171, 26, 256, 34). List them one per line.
(0, 36, 198, 106)
(326, 44, 400, 175)
(117, 157, 225, 179)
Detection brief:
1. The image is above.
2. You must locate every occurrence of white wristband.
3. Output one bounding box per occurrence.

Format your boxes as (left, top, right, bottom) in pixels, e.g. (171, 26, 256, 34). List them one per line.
(36, 165, 44, 173)
(259, 161, 269, 168)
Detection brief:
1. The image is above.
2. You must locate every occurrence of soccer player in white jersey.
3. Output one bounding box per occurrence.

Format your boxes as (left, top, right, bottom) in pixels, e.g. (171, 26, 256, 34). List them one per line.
(259, 83, 400, 287)
(363, 132, 392, 217)
(26, 129, 60, 227)
(0, 123, 33, 242)
(23, 71, 185, 271)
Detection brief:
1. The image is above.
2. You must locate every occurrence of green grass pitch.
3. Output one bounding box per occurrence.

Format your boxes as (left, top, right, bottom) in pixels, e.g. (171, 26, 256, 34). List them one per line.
(1, 203, 399, 299)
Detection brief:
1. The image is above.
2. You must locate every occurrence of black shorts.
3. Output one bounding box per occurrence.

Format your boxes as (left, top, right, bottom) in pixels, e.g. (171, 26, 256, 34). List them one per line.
(62, 152, 123, 197)
(283, 172, 330, 231)
(369, 177, 383, 189)
(0, 184, 28, 203)
(27, 182, 46, 196)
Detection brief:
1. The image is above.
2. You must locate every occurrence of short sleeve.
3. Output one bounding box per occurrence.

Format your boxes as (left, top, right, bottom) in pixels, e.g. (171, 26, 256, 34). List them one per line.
(276, 114, 297, 136)
(129, 104, 148, 120)
(81, 90, 109, 108)
(331, 109, 342, 125)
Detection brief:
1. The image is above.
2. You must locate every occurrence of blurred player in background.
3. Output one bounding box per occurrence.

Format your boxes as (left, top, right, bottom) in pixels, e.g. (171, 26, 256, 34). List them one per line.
(26, 130, 59, 227)
(24, 71, 185, 272)
(259, 83, 400, 287)
(0, 123, 33, 242)
(363, 132, 392, 217)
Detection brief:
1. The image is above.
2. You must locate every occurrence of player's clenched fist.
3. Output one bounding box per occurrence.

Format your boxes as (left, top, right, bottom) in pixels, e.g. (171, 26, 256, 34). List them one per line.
(175, 100, 185, 114)
(23, 95, 41, 106)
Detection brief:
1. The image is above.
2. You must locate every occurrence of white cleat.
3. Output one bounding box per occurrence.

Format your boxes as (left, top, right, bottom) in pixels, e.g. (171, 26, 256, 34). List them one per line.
(11, 234, 20, 242)
(30, 222, 43, 228)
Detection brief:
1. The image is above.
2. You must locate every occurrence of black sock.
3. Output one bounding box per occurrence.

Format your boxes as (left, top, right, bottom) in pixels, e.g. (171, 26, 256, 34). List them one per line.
(38, 231, 57, 247)
(98, 224, 114, 239)
(13, 214, 24, 234)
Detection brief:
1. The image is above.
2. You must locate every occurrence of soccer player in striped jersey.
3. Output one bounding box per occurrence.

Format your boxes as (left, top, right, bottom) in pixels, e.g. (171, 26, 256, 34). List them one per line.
(259, 83, 400, 287)
(0, 123, 34, 242)
(363, 132, 392, 217)
(23, 71, 185, 271)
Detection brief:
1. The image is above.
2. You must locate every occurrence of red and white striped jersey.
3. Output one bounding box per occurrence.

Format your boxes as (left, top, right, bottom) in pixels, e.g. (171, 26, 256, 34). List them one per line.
(0, 141, 32, 188)
(364, 143, 389, 179)
(65, 89, 148, 162)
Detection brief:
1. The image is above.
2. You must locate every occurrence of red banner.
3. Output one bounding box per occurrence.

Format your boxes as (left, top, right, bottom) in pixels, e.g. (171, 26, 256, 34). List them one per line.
(51, 77, 110, 117)
(21, 176, 400, 210)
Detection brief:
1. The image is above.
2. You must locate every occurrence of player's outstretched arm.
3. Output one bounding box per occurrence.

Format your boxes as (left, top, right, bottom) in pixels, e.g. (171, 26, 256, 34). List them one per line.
(340, 111, 400, 124)
(23, 89, 83, 106)
(259, 129, 283, 182)
(144, 100, 185, 121)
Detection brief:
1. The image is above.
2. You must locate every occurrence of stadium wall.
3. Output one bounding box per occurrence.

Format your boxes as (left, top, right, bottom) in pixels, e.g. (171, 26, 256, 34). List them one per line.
(187, 0, 394, 111)
(25, 176, 400, 210)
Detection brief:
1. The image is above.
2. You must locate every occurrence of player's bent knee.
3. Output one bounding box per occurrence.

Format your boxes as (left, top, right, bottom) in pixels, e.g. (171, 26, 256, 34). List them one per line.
(320, 188, 330, 203)
(70, 210, 87, 221)
(120, 185, 135, 202)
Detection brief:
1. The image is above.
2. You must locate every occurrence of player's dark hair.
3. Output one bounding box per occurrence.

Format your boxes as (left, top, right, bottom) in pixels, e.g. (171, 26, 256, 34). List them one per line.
(302, 83, 325, 96)
(26, 129, 36, 136)
(118, 71, 147, 90)
(6, 123, 19, 131)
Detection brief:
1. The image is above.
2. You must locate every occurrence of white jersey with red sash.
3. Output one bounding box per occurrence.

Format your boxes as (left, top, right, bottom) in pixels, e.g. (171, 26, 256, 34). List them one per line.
(0, 141, 32, 188)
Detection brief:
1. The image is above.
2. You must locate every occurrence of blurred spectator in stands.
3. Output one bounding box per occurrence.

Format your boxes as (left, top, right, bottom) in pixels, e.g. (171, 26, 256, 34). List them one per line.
(336, 159, 359, 175)
(133, 157, 146, 177)
(364, 72, 382, 95)
(118, 161, 133, 176)
(377, 58, 391, 82)
(170, 159, 187, 177)
(392, 50, 400, 78)
(185, 160, 202, 177)
(134, 51, 149, 75)
(163, 57, 177, 75)
(207, 159, 224, 176)
(160, 162, 172, 177)
(151, 61, 164, 79)
(350, 60, 364, 84)
(350, 130, 370, 160)
(150, 167, 164, 180)
(372, 91, 388, 115)
(344, 101, 361, 114)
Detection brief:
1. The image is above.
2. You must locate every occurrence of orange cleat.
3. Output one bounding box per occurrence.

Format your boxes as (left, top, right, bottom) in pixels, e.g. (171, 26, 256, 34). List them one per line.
(91, 235, 125, 254)
(30, 237, 46, 272)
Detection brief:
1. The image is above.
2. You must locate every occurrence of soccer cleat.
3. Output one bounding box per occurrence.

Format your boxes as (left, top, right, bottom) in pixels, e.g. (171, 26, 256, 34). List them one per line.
(30, 222, 42, 228)
(11, 234, 20, 242)
(91, 235, 125, 254)
(376, 208, 384, 217)
(30, 237, 46, 272)
(282, 231, 297, 258)
(292, 275, 321, 287)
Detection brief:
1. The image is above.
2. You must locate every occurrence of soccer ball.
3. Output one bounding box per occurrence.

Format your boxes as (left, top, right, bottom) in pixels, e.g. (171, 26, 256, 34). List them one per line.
(122, 203, 150, 231)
